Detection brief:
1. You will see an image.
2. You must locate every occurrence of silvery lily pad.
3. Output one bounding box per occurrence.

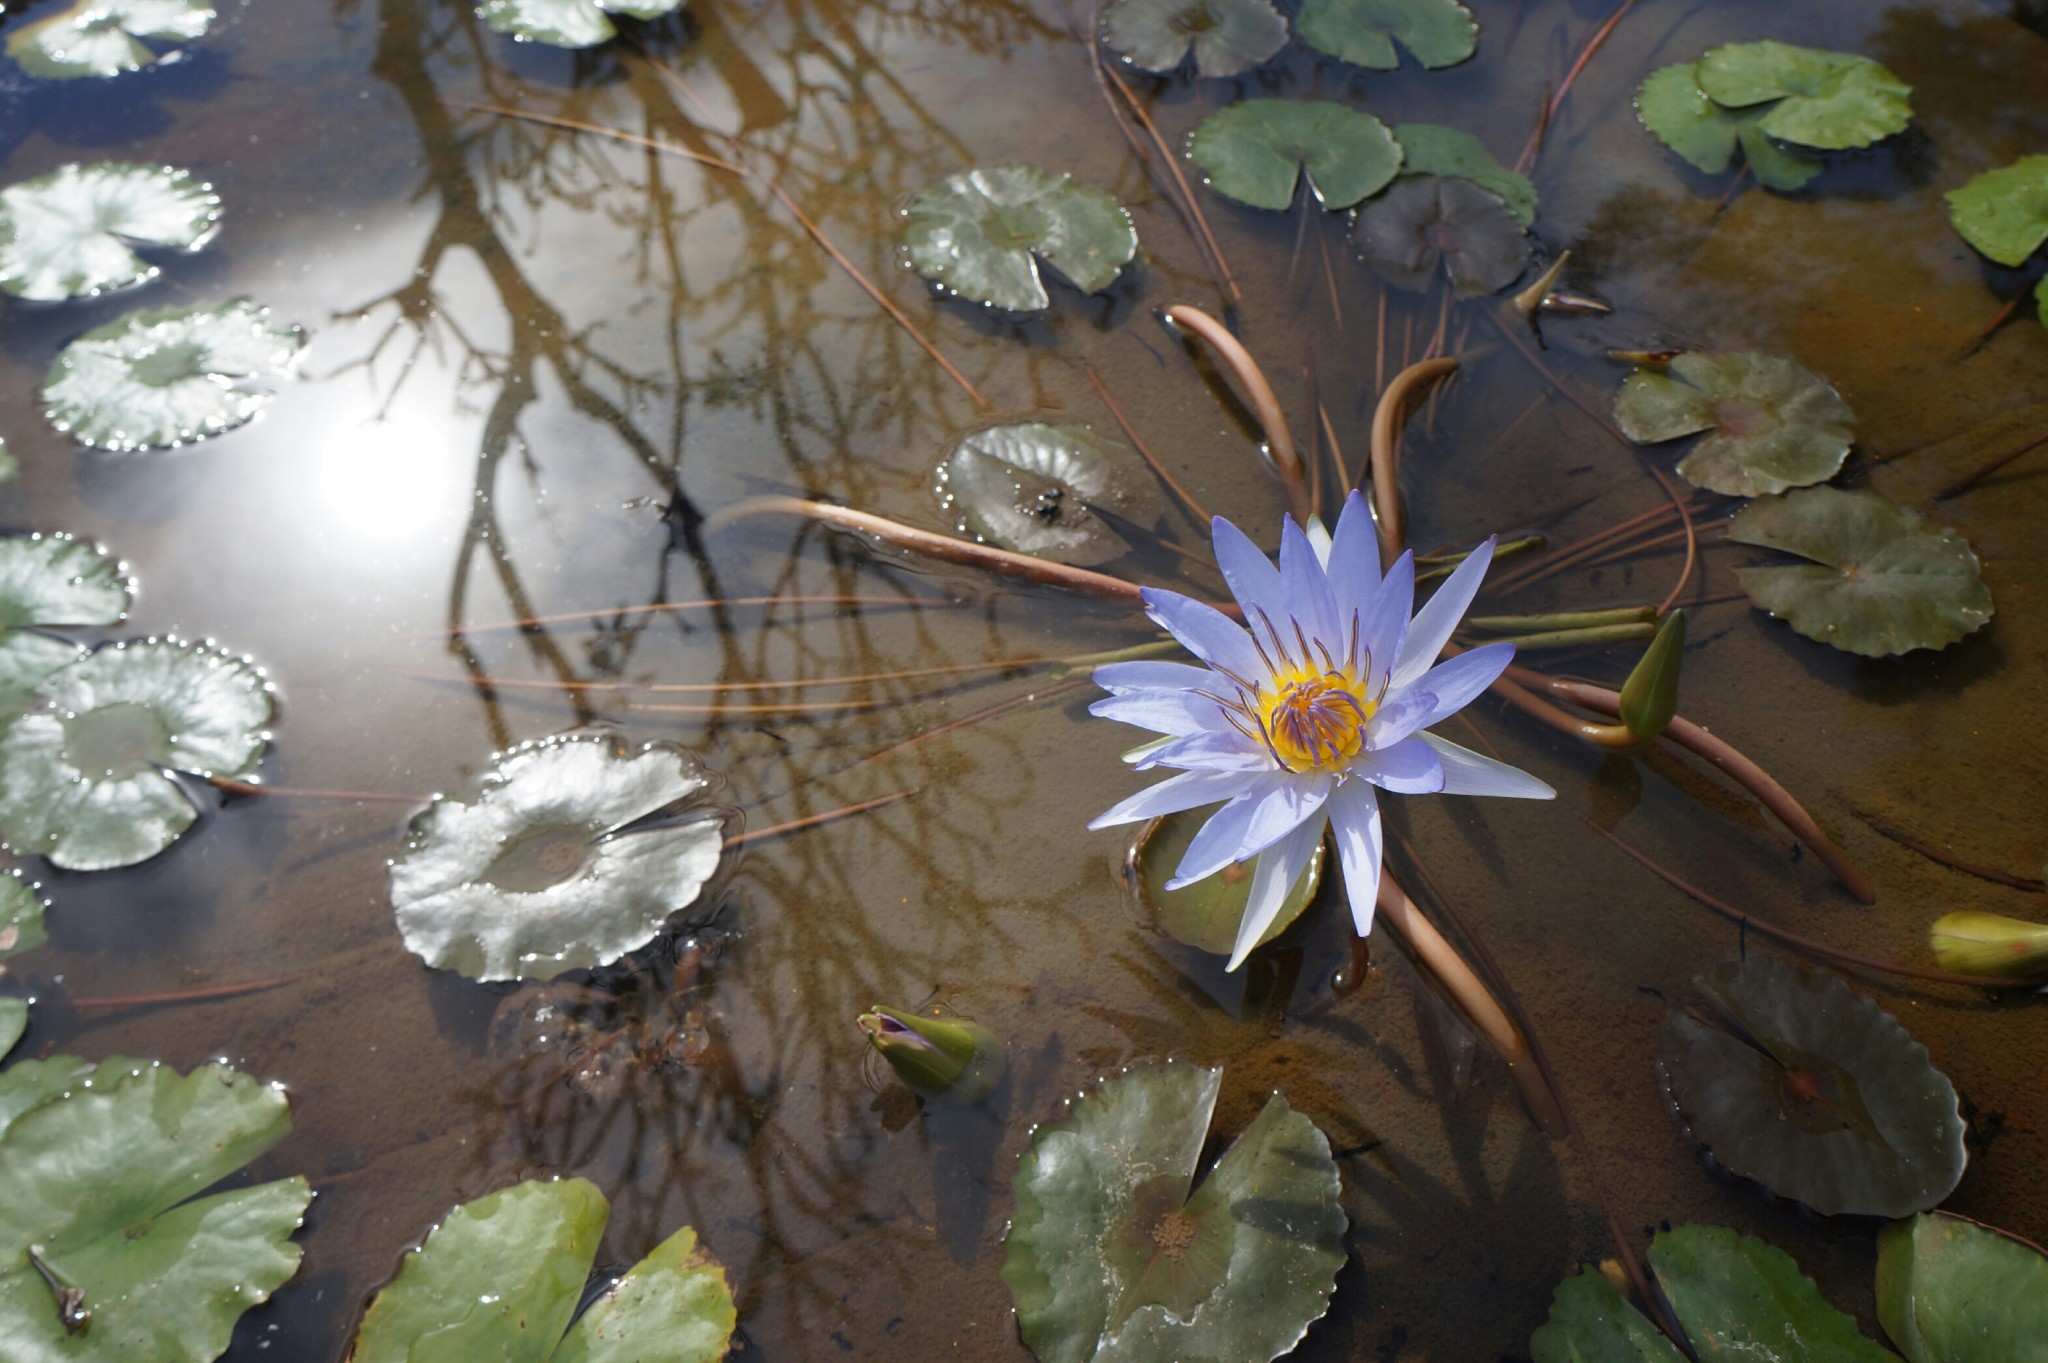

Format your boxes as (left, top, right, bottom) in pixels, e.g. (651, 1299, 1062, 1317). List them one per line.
(0, 1056, 310, 1362)
(1352, 174, 1526, 295)
(4, 0, 214, 79)
(0, 163, 220, 302)
(1658, 956, 1966, 1218)
(902, 166, 1137, 313)
(935, 422, 1161, 566)
(1877, 1213, 2048, 1363)
(479, 0, 685, 49)
(1296, 0, 1477, 70)
(1695, 41, 1912, 152)
(0, 532, 132, 717)
(1652, 1225, 1894, 1363)
(391, 731, 733, 982)
(1727, 487, 1993, 656)
(43, 299, 305, 452)
(0, 637, 273, 871)
(1637, 60, 1823, 192)
(1130, 810, 1321, 956)
(1002, 1063, 1346, 1363)
(1392, 123, 1536, 224)
(1098, 0, 1287, 78)
(1187, 101, 1402, 211)
(1613, 352, 1855, 497)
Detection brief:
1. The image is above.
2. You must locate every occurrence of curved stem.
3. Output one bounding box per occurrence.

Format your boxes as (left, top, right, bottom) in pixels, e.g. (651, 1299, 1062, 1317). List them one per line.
(1161, 304, 1309, 523)
(1368, 356, 1460, 567)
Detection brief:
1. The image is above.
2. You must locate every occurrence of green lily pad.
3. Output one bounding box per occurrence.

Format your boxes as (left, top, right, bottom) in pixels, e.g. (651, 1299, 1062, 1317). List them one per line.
(1530, 1268, 1687, 1363)
(0, 637, 274, 871)
(1188, 101, 1402, 212)
(902, 166, 1137, 313)
(1658, 956, 1966, 1217)
(391, 730, 732, 982)
(4, 0, 214, 79)
(1613, 352, 1855, 497)
(1727, 487, 1993, 657)
(1391, 123, 1536, 224)
(0, 163, 220, 302)
(0, 438, 14, 485)
(1296, 0, 1477, 71)
(1877, 1212, 2048, 1363)
(1097, 0, 1287, 78)
(351, 1178, 734, 1363)
(1945, 155, 2048, 268)
(0, 872, 48, 961)
(1636, 61, 1823, 192)
(936, 422, 1163, 566)
(1695, 41, 1912, 152)
(43, 299, 305, 453)
(0, 532, 132, 718)
(1001, 1063, 1346, 1363)
(0, 1056, 310, 1363)
(1652, 1225, 1893, 1363)
(1352, 174, 1526, 295)
(1927, 912, 2048, 979)
(1130, 809, 1321, 956)
(0, 1000, 22, 1061)
(479, 0, 684, 49)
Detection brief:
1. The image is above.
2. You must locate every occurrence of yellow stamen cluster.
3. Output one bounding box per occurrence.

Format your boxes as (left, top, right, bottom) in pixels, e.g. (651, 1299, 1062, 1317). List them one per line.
(1262, 666, 1373, 772)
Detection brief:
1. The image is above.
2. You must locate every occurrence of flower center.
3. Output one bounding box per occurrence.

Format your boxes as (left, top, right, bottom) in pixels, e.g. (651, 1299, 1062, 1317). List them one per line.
(1262, 669, 1373, 772)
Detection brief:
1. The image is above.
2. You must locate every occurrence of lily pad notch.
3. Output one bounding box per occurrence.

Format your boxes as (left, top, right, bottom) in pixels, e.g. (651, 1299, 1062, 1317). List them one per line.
(1613, 351, 1856, 497)
(935, 421, 1163, 565)
(1188, 101, 1402, 211)
(902, 165, 1138, 313)
(4, 0, 216, 80)
(479, 0, 688, 49)
(1098, 0, 1289, 79)
(0, 162, 222, 302)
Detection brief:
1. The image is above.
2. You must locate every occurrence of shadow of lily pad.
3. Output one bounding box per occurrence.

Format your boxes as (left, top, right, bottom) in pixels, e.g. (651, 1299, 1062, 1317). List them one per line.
(1877, 1213, 2048, 1363)
(1130, 811, 1321, 956)
(1352, 174, 1525, 295)
(1652, 1224, 1893, 1363)
(1188, 101, 1402, 211)
(1637, 60, 1822, 192)
(1002, 1063, 1345, 1363)
(0, 163, 220, 302)
(1613, 352, 1854, 497)
(1098, 0, 1288, 78)
(480, 0, 685, 49)
(1727, 487, 1993, 656)
(1946, 156, 2048, 268)
(903, 165, 1137, 313)
(1296, 0, 1477, 70)
(5, 0, 214, 79)
(1392, 123, 1536, 223)
(936, 422, 1162, 566)
(1659, 956, 1966, 1217)
(1695, 40, 1912, 152)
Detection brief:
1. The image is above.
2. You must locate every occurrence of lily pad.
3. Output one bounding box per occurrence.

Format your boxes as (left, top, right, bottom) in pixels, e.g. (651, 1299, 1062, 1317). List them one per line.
(936, 422, 1162, 566)
(902, 166, 1137, 313)
(1613, 352, 1855, 497)
(0, 532, 132, 717)
(1636, 61, 1823, 193)
(1296, 0, 1477, 70)
(1727, 487, 1993, 656)
(1188, 101, 1402, 211)
(1352, 174, 1526, 295)
(1695, 41, 1912, 152)
(351, 1178, 735, 1363)
(1098, 0, 1287, 79)
(0, 438, 14, 485)
(1651, 1224, 1893, 1363)
(0, 163, 220, 302)
(4, 0, 214, 79)
(0, 637, 273, 871)
(1391, 123, 1536, 224)
(0, 872, 48, 961)
(1530, 1268, 1687, 1363)
(391, 730, 732, 982)
(43, 299, 305, 452)
(479, 0, 685, 49)
(1945, 155, 2048, 267)
(1877, 1212, 2048, 1363)
(1658, 955, 1966, 1217)
(0, 1000, 22, 1060)
(0, 1056, 310, 1363)
(1130, 809, 1321, 956)
(1001, 1063, 1346, 1363)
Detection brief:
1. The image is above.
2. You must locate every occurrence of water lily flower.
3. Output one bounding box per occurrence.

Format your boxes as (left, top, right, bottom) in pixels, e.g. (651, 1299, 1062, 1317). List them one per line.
(1090, 491, 1554, 970)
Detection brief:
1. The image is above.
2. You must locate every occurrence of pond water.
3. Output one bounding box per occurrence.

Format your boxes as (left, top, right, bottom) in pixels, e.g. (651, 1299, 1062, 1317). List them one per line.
(1, 0, 2046, 1359)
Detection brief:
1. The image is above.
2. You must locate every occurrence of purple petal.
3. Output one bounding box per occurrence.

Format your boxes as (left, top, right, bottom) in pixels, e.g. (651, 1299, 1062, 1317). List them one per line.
(1093, 660, 1218, 693)
(1324, 490, 1383, 624)
(1394, 536, 1495, 688)
(1088, 767, 1261, 828)
(1420, 732, 1556, 799)
(1365, 688, 1439, 749)
(1358, 550, 1414, 685)
(1135, 728, 1270, 771)
(1355, 736, 1445, 793)
(1141, 588, 1265, 685)
(1167, 772, 1330, 888)
(1225, 816, 1326, 971)
(1278, 517, 1343, 651)
(1211, 516, 1284, 621)
(1326, 779, 1384, 937)
(1400, 641, 1514, 723)
(1089, 689, 1224, 737)
(1170, 772, 1289, 886)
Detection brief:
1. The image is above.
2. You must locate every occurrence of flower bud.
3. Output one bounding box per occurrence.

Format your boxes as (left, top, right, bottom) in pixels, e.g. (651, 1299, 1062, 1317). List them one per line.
(858, 1006, 1005, 1103)
(1928, 912, 2048, 979)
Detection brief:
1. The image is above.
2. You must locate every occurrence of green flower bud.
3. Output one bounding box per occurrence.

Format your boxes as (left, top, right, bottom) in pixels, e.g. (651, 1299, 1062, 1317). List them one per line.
(858, 1005, 1005, 1103)
(1928, 912, 2048, 979)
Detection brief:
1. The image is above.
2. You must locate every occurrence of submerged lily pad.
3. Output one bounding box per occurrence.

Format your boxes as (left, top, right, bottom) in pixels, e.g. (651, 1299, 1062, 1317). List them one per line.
(0, 532, 132, 717)
(1637, 60, 1823, 192)
(902, 166, 1137, 313)
(1131, 810, 1321, 956)
(1945, 156, 2048, 268)
(936, 422, 1162, 566)
(0, 163, 220, 302)
(1392, 123, 1535, 224)
(479, 0, 685, 49)
(391, 731, 732, 982)
(1002, 1063, 1346, 1363)
(1695, 41, 1912, 152)
(43, 299, 305, 452)
(1098, 0, 1288, 78)
(0, 1056, 310, 1362)
(1727, 487, 1993, 656)
(351, 1178, 735, 1363)
(1659, 955, 1966, 1217)
(4, 0, 214, 79)
(1613, 352, 1855, 497)
(1652, 1225, 1893, 1363)
(1877, 1213, 2048, 1363)
(1188, 101, 1402, 211)
(1296, 0, 1477, 70)
(0, 637, 273, 871)
(1352, 174, 1526, 295)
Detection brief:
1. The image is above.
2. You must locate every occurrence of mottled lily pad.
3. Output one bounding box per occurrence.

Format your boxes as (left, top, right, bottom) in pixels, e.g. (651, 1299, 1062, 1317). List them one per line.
(1877, 1212, 2048, 1363)
(1652, 1225, 1893, 1363)
(1637, 60, 1822, 192)
(1352, 174, 1526, 295)
(936, 422, 1162, 566)
(43, 299, 305, 452)
(1530, 1268, 1687, 1363)
(0, 532, 132, 717)
(1613, 352, 1855, 497)
(1188, 101, 1402, 211)
(0, 1056, 310, 1363)
(1928, 912, 2048, 979)
(1695, 41, 1912, 151)
(1392, 123, 1536, 224)
(902, 166, 1137, 313)
(350, 1178, 735, 1363)
(1098, 0, 1287, 78)
(4, 0, 213, 79)
(1131, 809, 1321, 957)
(479, 0, 683, 48)
(391, 731, 732, 982)
(1727, 487, 1993, 656)
(0, 637, 272, 871)
(1945, 156, 2048, 272)
(1659, 956, 1966, 1217)
(0, 163, 220, 302)
(1002, 1063, 1346, 1363)
(1296, 0, 1477, 70)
